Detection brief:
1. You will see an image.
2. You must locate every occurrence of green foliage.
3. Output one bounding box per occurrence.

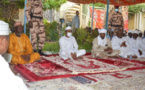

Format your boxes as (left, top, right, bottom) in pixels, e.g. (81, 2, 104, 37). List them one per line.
(128, 4, 145, 14)
(73, 28, 99, 52)
(82, 4, 88, 15)
(43, 19, 59, 42)
(43, 42, 60, 53)
(16, 0, 25, 9)
(89, 3, 105, 7)
(25, 23, 30, 37)
(1, 0, 10, 5)
(42, 0, 66, 11)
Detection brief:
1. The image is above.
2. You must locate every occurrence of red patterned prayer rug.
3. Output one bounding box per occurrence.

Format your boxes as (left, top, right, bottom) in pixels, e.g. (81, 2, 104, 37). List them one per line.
(42, 55, 145, 74)
(14, 59, 75, 82)
(15, 54, 145, 82)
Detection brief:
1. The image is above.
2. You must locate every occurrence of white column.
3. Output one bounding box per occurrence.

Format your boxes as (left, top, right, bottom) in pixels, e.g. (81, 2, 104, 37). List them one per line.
(80, 4, 82, 28)
(140, 12, 142, 30)
(137, 13, 138, 29)
(134, 14, 136, 29)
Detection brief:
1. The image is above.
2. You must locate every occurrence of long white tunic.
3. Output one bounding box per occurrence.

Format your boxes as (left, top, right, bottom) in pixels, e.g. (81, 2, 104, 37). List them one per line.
(126, 36, 132, 41)
(0, 55, 28, 90)
(129, 38, 145, 58)
(111, 36, 132, 58)
(59, 36, 86, 60)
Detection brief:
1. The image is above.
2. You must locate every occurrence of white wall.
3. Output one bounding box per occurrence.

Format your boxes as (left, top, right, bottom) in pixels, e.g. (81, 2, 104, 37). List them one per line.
(14, 9, 24, 25)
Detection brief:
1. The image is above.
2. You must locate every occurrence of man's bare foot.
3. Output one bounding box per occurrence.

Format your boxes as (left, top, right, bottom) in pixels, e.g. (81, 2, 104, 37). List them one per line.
(127, 55, 137, 59)
(78, 56, 83, 59)
(108, 56, 122, 58)
(35, 58, 41, 62)
(132, 55, 137, 59)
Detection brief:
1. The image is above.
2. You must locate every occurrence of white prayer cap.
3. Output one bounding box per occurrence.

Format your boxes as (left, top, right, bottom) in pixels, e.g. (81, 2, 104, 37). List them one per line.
(0, 20, 9, 35)
(138, 30, 142, 34)
(132, 30, 139, 34)
(98, 28, 107, 34)
(128, 30, 132, 33)
(65, 26, 72, 31)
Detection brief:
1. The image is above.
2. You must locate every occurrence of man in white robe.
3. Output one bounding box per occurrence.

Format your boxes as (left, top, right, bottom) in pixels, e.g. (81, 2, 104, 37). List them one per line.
(138, 30, 143, 39)
(126, 30, 133, 41)
(111, 30, 133, 58)
(59, 26, 86, 60)
(0, 20, 28, 90)
(92, 28, 120, 58)
(129, 30, 145, 58)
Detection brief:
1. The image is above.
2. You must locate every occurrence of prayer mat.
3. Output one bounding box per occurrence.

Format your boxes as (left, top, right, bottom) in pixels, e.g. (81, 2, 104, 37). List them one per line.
(14, 59, 76, 82)
(83, 69, 145, 82)
(15, 54, 145, 82)
(42, 55, 145, 74)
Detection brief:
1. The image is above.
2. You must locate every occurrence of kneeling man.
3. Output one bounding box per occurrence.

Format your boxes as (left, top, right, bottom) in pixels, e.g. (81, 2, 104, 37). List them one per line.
(92, 28, 119, 58)
(8, 21, 40, 65)
(59, 26, 86, 60)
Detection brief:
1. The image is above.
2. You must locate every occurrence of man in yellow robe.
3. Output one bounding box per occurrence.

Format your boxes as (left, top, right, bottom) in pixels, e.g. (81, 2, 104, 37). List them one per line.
(8, 21, 40, 65)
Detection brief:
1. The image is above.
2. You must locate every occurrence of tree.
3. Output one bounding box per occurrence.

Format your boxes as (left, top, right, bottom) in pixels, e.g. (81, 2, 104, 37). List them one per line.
(42, 0, 66, 10)
(42, 0, 66, 22)
(89, 3, 105, 8)
(128, 4, 145, 14)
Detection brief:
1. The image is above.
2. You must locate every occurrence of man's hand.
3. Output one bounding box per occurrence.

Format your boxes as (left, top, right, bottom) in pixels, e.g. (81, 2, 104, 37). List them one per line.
(104, 47, 113, 54)
(108, 49, 113, 54)
(104, 48, 108, 52)
(21, 55, 30, 61)
(120, 41, 127, 47)
(138, 49, 142, 55)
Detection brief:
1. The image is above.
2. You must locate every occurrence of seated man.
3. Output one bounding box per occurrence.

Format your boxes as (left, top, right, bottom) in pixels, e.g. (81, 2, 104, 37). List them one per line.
(111, 29, 133, 58)
(59, 26, 86, 60)
(126, 30, 133, 41)
(106, 28, 114, 40)
(92, 28, 119, 59)
(123, 29, 127, 37)
(0, 20, 28, 90)
(138, 30, 143, 39)
(8, 21, 40, 65)
(129, 30, 145, 58)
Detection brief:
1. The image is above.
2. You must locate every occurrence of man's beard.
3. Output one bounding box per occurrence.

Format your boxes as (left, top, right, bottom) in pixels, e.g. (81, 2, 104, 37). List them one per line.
(18, 32, 23, 36)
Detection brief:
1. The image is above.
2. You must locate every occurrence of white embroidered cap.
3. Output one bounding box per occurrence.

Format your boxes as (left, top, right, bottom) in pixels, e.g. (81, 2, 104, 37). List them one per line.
(65, 26, 72, 31)
(133, 30, 139, 34)
(128, 30, 132, 33)
(98, 28, 107, 34)
(138, 30, 142, 34)
(0, 20, 9, 35)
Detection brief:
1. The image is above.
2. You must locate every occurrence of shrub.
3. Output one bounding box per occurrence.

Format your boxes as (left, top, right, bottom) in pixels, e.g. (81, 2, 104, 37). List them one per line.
(73, 28, 99, 52)
(43, 42, 60, 54)
(43, 19, 59, 42)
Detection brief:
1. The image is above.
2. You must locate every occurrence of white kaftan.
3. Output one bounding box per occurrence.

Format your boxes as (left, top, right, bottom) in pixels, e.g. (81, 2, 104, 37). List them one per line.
(59, 36, 86, 60)
(0, 55, 28, 90)
(111, 36, 132, 58)
(129, 38, 145, 58)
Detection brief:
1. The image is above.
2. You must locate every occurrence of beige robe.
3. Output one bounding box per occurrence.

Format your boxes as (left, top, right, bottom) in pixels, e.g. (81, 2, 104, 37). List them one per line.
(91, 37, 120, 58)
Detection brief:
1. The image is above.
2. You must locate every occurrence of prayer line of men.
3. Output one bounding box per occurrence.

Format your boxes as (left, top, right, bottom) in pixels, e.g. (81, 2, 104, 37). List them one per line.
(6, 22, 145, 65)
(60, 27, 145, 60)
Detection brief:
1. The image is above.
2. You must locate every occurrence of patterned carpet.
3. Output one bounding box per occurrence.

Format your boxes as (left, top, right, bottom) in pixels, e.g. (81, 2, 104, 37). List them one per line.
(13, 54, 145, 90)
